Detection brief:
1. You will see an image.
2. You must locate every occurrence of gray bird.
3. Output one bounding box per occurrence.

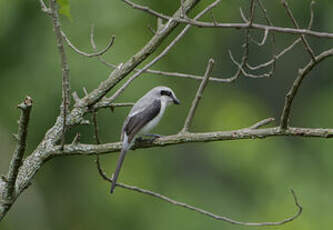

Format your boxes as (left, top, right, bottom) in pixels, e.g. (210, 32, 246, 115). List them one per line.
(110, 86, 180, 193)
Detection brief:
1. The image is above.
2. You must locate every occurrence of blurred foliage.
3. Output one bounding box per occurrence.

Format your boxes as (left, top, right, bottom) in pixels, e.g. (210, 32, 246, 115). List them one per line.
(0, 0, 333, 229)
(56, 0, 72, 21)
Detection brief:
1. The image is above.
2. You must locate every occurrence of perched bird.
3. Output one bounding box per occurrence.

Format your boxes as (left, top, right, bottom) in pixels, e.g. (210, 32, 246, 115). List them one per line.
(110, 86, 180, 194)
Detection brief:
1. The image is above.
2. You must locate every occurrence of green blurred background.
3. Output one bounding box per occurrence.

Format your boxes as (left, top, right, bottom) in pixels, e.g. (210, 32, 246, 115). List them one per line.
(1, 0, 333, 229)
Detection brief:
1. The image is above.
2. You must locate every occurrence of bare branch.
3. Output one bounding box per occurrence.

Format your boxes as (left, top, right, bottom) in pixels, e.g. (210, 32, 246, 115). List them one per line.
(61, 31, 115, 57)
(93, 101, 134, 111)
(49, 0, 70, 149)
(51, 125, 333, 157)
(281, 0, 316, 61)
(95, 157, 301, 226)
(39, 0, 50, 14)
(92, 54, 233, 83)
(280, 48, 333, 129)
(249, 117, 275, 129)
(248, 0, 256, 26)
(228, 50, 271, 78)
(3, 0, 332, 224)
(129, 3, 333, 39)
(73, 0, 201, 108)
(3, 96, 32, 202)
(180, 0, 185, 18)
(308, 1, 315, 29)
(121, 0, 171, 20)
(248, 0, 316, 71)
(252, 28, 269, 46)
(246, 38, 301, 70)
(106, 0, 221, 104)
(182, 59, 214, 133)
(92, 112, 101, 145)
(72, 91, 80, 104)
(89, 24, 241, 84)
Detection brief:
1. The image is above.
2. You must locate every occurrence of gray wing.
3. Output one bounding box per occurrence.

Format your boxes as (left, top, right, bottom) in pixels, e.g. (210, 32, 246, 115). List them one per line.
(123, 99, 161, 143)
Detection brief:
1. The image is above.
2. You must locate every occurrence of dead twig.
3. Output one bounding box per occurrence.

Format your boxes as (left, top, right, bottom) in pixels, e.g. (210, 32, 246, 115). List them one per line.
(61, 30, 115, 57)
(4, 96, 32, 202)
(280, 48, 333, 129)
(182, 58, 215, 133)
(281, 0, 316, 61)
(95, 156, 302, 226)
(49, 0, 70, 149)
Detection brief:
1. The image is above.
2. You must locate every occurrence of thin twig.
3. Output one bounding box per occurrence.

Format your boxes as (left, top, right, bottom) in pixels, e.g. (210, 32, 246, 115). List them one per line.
(95, 157, 301, 226)
(122, 0, 171, 20)
(75, 0, 201, 108)
(4, 96, 32, 201)
(106, 0, 222, 103)
(252, 29, 269, 46)
(126, 0, 333, 39)
(229, 50, 271, 78)
(249, 117, 275, 129)
(180, 0, 185, 18)
(90, 48, 233, 83)
(281, 0, 316, 61)
(93, 101, 134, 111)
(246, 38, 301, 70)
(39, 0, 50, 14)
(92, 111, 101, 145)
(248, 0, 256, 26)
(49, 0, 70, 149)
(280, 48, 333, 129)
(61, 31, 115, 57)
(182, 59, 215, 133)
(247, 0, 315, 71)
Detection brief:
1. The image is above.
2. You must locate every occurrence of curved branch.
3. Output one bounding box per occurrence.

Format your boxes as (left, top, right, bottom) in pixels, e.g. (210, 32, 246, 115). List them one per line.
(95, 157, 302, 226)
(61, 31, 115, 57)
(280, 48, 333, 129)
(73, 0, 201, 108)
(105, 0, 221, 104)
(123, 0, 333, 39)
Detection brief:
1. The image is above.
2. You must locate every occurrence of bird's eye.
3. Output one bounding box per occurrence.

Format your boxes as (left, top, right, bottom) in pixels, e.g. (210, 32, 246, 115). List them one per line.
(160, 90, 171, 96)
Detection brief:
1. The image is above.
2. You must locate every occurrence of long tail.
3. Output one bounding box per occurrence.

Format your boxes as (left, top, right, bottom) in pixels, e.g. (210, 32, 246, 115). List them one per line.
(110, 143, 129, 194)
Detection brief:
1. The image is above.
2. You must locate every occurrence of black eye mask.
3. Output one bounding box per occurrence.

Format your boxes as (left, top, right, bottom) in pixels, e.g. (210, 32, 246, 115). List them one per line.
(160, 90, 172, 97)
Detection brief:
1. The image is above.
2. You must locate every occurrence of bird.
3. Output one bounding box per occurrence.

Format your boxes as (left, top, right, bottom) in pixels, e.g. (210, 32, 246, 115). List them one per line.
(110, 86, 180, 194)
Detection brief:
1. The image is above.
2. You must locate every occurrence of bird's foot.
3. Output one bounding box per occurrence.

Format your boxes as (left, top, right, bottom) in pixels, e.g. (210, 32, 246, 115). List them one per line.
(144, 133, 163, 139)
(136, 134, 162, 144)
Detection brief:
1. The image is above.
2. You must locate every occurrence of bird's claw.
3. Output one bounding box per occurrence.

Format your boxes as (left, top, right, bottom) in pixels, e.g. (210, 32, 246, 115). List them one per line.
(145, 133, 163, 138)
(136, 134, 162, 144)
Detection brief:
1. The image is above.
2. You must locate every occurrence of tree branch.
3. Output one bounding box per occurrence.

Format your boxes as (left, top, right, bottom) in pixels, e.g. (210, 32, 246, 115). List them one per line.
(50, 125, 333, 157)
(3, 97, 32, 204)
(95, 157, 302, 226)
(72, 0, 201, 108)
(125, 0, 333, 39)
(2, 0, 331, 224)
(49, 0, 70, 149)
(0, 0, 202, 220)
(281, 0, 316, 61)
(61, 31, 115, 58)
(182, 58, 214, 133)
(105, 0, 221, 104)
(280, 48, 333, 129)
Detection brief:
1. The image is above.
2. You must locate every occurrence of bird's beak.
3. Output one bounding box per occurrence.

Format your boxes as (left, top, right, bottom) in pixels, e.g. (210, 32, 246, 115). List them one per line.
(172, 96, 180, 105)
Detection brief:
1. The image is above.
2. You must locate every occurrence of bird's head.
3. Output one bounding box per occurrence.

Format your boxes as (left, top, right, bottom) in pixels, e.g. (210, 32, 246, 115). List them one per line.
(151, 86, 180, 105)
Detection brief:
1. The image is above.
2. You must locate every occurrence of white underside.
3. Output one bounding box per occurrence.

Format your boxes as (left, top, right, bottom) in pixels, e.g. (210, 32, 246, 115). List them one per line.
(123, 97, 170, 148)
(140, 98, 168, 135)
